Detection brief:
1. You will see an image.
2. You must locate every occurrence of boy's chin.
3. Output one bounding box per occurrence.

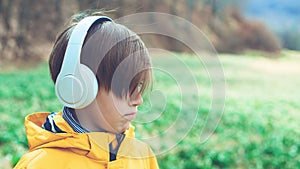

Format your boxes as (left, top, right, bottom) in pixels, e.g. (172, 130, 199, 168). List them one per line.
(118, 122, 131, 133)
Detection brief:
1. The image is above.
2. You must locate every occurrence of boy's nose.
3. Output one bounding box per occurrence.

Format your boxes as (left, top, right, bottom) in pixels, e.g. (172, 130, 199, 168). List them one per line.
(129, 93, 143, 107)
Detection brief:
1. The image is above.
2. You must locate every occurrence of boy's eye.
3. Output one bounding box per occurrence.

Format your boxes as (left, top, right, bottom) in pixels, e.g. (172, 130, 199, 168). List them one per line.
(130, 82, 144, 97)
(138, 82, 143, 92)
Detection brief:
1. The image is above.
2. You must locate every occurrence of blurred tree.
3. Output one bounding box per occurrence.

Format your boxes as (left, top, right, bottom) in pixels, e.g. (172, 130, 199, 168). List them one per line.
(0, 0, 12, 58)
(0, 0, 282, 65)
(186, 0, 195, 31)
(77, 0, 98, 11)
(205, 0, 247, 15)
(17, 0, 32, 59)
(53, 0, 62, 33)
(169, 0, 177, 15)
(0, 0, 67, 62)
(0, 0, 13, 31)
(280, 28, 300, 51)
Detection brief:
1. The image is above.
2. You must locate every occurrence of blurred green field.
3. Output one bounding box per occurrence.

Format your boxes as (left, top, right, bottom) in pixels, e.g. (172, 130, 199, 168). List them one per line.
(0, 51, 300, 169)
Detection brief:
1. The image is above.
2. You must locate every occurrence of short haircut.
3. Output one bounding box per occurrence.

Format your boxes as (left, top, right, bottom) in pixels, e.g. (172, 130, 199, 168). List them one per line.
(49, 11, 152, 98)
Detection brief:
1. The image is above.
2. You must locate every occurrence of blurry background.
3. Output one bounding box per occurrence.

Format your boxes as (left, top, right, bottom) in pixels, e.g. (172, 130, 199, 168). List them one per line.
(0, 0, 300, 168)
(2, 0, 300, 62)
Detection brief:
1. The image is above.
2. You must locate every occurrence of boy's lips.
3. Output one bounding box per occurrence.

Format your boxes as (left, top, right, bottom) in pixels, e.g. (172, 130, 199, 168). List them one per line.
(123, 112, 136, 121)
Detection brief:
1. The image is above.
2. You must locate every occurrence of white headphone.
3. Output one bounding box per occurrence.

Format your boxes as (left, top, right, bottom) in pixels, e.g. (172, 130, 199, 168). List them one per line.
(55, 16, 113, 109)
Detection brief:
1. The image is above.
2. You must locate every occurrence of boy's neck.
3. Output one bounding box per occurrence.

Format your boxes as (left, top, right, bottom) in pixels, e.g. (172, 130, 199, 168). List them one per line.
(74, 101, 119, 134)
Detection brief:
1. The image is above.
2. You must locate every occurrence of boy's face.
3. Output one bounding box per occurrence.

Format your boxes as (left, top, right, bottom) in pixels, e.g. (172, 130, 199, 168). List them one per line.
(94, 87, 143, 133)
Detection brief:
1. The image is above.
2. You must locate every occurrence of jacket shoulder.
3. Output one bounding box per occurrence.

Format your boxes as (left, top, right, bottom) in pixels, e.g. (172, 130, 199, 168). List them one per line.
(14, 149, 46, 169)
(14, 148, 104, 169)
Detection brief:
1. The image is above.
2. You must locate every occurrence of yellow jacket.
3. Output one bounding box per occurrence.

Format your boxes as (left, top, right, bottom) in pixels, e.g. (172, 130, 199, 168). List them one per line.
(14, 112, 159, 169)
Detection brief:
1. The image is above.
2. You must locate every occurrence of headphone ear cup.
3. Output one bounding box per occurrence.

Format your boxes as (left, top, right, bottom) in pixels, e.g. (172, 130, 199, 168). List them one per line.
(77, 64, 99, 108)
(55, 64, 98, 109)
(55, 74, 84, 108)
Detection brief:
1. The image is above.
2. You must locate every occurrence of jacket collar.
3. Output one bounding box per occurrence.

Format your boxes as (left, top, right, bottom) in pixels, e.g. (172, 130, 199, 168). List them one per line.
(25, 112, 136, 161)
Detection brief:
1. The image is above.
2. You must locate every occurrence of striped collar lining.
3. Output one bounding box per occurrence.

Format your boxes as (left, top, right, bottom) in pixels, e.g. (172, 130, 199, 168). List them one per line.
(62, 106, 90, 133)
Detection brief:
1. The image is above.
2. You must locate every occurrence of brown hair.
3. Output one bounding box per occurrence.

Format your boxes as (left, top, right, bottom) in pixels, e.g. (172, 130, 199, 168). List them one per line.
(49, 11, 152, 98)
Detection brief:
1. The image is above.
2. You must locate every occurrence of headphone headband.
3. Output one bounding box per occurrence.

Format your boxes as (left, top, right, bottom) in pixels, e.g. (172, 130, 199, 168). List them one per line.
(60, 16, 112, 76)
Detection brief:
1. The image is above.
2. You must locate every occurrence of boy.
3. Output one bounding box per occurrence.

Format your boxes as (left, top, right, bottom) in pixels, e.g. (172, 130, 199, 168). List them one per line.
(14, 11, 159, 169)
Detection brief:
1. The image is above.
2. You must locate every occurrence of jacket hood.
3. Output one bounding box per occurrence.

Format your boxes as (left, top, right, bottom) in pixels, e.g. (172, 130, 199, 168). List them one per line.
(25, 112, 138, 161)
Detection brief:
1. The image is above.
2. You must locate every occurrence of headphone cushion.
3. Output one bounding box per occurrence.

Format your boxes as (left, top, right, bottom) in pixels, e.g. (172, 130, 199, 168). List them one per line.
(77, 64, 99, 108)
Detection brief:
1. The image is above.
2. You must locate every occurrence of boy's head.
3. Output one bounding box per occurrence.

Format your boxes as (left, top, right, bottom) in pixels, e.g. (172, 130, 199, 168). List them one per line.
(49, 12, 152, 101)
(48, 12, 153, 133)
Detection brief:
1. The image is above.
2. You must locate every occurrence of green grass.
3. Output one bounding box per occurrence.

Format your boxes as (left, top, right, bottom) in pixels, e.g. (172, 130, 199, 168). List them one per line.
(1, 50, 300, 168)
(0, 63, 62, 167)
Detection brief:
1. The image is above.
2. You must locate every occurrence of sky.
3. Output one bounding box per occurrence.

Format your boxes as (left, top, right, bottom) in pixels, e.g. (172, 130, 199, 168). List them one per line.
(243, 0, 300, 32)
